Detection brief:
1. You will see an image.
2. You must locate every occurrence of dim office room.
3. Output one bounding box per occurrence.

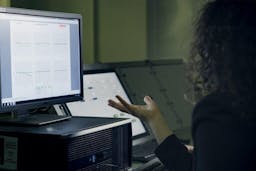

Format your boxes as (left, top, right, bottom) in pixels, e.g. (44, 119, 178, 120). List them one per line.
(1, 0, 256, 171)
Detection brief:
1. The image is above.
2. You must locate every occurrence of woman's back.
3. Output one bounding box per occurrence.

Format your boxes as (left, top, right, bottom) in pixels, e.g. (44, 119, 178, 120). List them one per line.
(192, 92, 256, 171)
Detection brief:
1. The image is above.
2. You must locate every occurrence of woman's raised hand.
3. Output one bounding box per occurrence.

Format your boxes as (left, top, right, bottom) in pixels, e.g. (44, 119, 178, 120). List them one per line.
(108, 95, 173, 143)
(108, 95, 161, 122)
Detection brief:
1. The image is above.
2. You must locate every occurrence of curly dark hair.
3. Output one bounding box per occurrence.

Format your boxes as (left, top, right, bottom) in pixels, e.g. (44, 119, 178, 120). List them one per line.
(187, 0, 256, 109)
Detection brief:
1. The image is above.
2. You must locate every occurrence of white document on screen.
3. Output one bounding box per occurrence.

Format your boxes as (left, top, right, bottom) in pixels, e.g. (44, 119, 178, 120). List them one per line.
(67, 72, 146, 137)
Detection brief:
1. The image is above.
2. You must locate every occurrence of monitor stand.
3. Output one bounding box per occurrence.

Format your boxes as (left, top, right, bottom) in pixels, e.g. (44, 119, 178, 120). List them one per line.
(0, 108, 71, 126)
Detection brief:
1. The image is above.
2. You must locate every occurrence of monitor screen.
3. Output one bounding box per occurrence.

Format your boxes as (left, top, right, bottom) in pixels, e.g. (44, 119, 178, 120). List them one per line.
(0, 7, 83, 113)
(66, 72, 147, 137)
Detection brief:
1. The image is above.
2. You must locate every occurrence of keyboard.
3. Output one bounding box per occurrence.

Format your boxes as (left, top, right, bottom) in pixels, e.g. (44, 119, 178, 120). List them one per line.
(133, 157, 167, 171)
(133, 139, 158, 162)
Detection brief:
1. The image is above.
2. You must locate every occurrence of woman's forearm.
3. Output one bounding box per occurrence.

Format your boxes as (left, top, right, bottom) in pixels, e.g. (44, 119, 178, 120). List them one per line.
(148, 113, 173, 144)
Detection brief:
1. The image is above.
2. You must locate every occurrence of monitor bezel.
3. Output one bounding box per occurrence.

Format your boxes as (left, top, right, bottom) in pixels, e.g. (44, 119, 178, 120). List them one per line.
(0, 7, 84, 113)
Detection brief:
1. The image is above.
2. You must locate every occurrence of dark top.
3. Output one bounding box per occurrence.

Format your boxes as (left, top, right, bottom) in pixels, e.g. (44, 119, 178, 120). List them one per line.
(155, 92, 256, 171)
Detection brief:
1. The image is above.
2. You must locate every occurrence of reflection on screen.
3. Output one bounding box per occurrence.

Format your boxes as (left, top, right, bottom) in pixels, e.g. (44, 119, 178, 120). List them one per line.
(66, 72, 146, 137)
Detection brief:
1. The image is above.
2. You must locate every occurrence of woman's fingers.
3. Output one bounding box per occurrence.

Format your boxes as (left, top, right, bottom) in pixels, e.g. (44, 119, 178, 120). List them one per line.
(115, 95, 133, 110)
(109, 95, 143, 117)
(117, 95, 147, 115)
(108, 95, 159, 120)
(115, 95, 139, 115)
(144, 96, 153, 104)
(108, 99, 129, 113)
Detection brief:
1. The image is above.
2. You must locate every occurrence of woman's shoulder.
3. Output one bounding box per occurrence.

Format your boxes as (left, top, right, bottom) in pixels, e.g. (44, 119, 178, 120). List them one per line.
(193, 92, 234, 114)
(191, 92, 243, 138)
(192, 92, 238, 125)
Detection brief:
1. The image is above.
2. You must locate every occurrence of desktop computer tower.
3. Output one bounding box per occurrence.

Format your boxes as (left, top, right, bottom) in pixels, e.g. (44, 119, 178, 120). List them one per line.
(0, 116, 132, 171)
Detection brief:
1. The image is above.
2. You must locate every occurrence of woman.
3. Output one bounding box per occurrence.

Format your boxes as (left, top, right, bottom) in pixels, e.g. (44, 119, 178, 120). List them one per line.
(108, 0, 256, 170)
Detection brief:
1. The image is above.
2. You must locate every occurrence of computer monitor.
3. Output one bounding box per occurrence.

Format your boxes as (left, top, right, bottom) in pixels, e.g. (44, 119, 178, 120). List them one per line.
(66, 70, 147, 138)
(0, 7, 83, 123)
